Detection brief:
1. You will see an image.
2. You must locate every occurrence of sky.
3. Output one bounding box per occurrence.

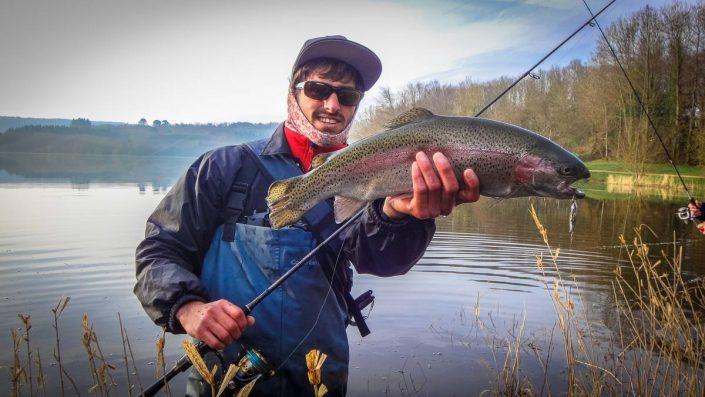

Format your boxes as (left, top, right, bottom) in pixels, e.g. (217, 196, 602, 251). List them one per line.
(0, 0, 687, 124)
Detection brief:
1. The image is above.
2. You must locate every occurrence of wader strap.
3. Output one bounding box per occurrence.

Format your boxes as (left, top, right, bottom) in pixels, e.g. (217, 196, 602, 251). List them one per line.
(345, 293, 371, 337)
(242, 141, 373, 337)
(221, 139, 268, 242)
(222, 182, 249, 242)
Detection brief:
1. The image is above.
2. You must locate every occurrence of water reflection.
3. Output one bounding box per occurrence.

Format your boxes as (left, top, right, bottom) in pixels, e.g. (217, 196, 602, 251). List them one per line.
(604, 173, 705, 201)
(0, 152, 193, 188)
(0, 155, 703, 395)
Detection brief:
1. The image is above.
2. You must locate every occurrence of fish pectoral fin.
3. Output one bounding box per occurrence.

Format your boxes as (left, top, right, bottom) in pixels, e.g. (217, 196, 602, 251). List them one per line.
(267, 176, 306, 229)
(311, 152, 333, 169)
(383, 107, 434, 129)
(333, 196, 368, 223)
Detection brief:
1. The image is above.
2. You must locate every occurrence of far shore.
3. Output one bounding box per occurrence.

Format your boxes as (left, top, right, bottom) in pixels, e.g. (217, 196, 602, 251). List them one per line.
(585, 159, 705, 178)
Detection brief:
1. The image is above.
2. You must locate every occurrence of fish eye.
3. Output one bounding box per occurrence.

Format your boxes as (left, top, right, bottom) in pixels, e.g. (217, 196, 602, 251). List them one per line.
(558, 166, 572, 175)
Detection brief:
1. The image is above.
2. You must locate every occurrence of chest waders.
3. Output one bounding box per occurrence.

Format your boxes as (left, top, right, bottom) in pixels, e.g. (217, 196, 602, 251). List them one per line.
(187, 139, 370, 397)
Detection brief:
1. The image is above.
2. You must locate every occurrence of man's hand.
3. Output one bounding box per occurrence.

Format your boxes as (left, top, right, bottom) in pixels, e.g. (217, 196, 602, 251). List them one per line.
(176, 300, 255, 350)
(697, 222, 705, 235)
(688, 200, 702, 219)
(383, 152, 480, 220)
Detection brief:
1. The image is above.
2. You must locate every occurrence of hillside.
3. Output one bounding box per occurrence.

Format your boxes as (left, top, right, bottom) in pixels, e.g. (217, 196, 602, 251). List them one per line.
(0, 116, 124, 132)
(0, 122, 278, 157)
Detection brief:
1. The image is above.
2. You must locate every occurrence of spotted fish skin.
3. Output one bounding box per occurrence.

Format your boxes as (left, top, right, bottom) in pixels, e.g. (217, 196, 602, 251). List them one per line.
(267, 108, 590, 229)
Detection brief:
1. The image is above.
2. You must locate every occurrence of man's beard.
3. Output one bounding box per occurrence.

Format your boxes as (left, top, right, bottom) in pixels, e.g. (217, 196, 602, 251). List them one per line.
(285, 92, 353, 147)
(311, 108, 345, 133)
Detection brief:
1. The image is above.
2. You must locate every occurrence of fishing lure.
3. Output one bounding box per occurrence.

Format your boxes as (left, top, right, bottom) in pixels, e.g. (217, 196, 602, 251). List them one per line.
(569, 197, 578, 236)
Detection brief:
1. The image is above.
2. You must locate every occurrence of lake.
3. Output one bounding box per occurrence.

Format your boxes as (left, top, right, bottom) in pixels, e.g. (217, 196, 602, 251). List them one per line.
(0, 152, 703, 396)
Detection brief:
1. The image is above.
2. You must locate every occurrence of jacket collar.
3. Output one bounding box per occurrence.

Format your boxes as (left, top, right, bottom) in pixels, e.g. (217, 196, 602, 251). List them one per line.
(261, 123, 292, 157)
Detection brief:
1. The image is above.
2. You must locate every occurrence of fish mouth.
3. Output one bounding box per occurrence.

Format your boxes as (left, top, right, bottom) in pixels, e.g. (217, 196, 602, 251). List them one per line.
(555, 180, 585, 199)
(531, 179, 585, 199)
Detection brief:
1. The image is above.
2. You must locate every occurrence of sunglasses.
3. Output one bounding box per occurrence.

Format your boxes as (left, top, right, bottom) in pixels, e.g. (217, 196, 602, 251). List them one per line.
(295, 81, 363, 107)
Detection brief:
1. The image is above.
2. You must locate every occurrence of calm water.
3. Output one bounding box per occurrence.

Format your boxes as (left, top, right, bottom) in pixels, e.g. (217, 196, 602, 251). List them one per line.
(0, 153, 703, 396)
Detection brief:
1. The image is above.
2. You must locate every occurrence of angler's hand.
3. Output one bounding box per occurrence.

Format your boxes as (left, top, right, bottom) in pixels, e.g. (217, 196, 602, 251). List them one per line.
(176, 300, 255, 350)
(383, 152, 480, 220)
(689, 200, 702, 218)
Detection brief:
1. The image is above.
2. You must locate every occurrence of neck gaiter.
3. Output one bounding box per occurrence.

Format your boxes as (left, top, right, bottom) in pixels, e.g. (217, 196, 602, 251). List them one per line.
(284, 92, 352, 147)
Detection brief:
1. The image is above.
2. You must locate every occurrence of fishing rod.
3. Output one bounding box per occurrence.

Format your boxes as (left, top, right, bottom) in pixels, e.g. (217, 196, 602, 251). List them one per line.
(580, 0, 695, 205)
(475, 0, 617, 117)
(144, 2, 621, 394)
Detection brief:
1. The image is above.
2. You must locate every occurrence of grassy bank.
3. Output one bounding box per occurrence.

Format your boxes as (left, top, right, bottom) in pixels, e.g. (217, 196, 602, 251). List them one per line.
(585, 160, 705, 178)
(578, 160, 705, 201)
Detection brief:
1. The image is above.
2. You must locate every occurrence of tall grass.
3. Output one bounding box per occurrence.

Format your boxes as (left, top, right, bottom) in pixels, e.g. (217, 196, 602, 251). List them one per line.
(523, 205, 705, 396)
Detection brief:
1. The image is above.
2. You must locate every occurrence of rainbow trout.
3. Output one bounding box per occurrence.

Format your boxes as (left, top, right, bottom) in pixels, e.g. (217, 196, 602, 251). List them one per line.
(267, 108, 590, 229)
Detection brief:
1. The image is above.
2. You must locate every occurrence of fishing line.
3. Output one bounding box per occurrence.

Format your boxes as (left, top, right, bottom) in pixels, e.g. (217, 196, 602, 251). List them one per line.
(580, 0, 695, 203)
(474, 0, 617, 117)
(274, 233, 347, 372)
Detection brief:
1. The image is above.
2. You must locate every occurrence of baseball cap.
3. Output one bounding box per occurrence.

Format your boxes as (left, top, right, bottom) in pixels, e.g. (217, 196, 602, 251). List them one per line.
(292, 35, 382, 91)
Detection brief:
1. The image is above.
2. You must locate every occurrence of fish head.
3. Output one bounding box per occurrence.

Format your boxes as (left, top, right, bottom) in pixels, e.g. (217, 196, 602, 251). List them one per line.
(514, 139, 590, 199)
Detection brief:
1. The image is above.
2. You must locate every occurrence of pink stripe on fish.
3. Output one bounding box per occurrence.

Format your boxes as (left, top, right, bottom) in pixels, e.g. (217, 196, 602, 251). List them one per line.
(514, 155, 543, 184)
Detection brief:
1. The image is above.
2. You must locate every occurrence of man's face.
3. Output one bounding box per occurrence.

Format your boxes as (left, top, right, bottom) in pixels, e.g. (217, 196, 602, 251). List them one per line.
(295, 72, 358, 135)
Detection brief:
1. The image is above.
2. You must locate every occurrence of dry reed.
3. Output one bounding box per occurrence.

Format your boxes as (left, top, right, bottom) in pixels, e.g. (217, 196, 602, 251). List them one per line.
(235, 376, 259, 397)
(216, 363, 239, 397)
(51, 298, 65, 397)
(306, 349, 329, 397)
(182, 339, 218, 397)
(18, 314, 32, 396)
(81, 314, 102, 395)
(117, 313, 133, 397)
(35, 348, 46, 397)
(10, 328, 24, 397)
(155, 329, 171, 397)
(81, 313, 116, 395)
(51, 296, 79, 397)
(525, 205, 705, 396)
(120, 314, 144, 395)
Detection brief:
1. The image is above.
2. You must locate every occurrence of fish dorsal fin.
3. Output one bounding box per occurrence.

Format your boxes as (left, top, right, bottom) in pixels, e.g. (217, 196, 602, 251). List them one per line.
(311, 152, 333, 169)
(383, 107, 434, 129)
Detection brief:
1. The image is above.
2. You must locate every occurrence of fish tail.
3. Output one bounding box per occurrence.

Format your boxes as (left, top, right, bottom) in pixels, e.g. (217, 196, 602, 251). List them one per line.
(267, 176, 306, 229)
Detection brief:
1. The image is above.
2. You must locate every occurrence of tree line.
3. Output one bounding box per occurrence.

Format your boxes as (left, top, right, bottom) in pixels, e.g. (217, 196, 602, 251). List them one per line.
(353, 1, 705, 167)
(0, 121, 277, 156)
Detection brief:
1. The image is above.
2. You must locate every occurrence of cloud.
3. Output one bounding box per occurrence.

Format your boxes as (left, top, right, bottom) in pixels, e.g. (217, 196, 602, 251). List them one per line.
(0, 0, 682, 123)
(523, 0, 576, 10)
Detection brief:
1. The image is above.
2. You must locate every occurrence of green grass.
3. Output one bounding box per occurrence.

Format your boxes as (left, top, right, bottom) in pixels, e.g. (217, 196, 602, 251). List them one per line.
(577, 160, 705, 202)
(586, 160, 705, 177)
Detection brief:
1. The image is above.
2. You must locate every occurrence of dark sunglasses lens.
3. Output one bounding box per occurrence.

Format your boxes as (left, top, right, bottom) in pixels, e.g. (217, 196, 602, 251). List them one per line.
(303, 82, 333, 101)
(337, 89, 362, 106)
(303, 81, 362, 106)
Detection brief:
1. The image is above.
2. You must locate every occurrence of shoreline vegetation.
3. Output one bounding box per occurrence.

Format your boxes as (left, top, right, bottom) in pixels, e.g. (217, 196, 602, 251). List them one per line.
(580, 160, 704, 200)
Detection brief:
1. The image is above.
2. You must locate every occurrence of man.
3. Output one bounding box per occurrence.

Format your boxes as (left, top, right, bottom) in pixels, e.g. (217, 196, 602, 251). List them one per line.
(134, 35, 480, 396)
(688, 200, 705, 235)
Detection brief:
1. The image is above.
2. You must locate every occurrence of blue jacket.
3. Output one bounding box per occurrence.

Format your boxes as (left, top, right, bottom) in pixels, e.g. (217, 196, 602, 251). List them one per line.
(134, 125, 436, 333)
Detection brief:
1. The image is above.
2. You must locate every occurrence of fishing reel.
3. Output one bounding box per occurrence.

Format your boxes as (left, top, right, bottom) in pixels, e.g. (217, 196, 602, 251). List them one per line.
(677, 207, 694, 223)
(224, 347, 275, 394)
